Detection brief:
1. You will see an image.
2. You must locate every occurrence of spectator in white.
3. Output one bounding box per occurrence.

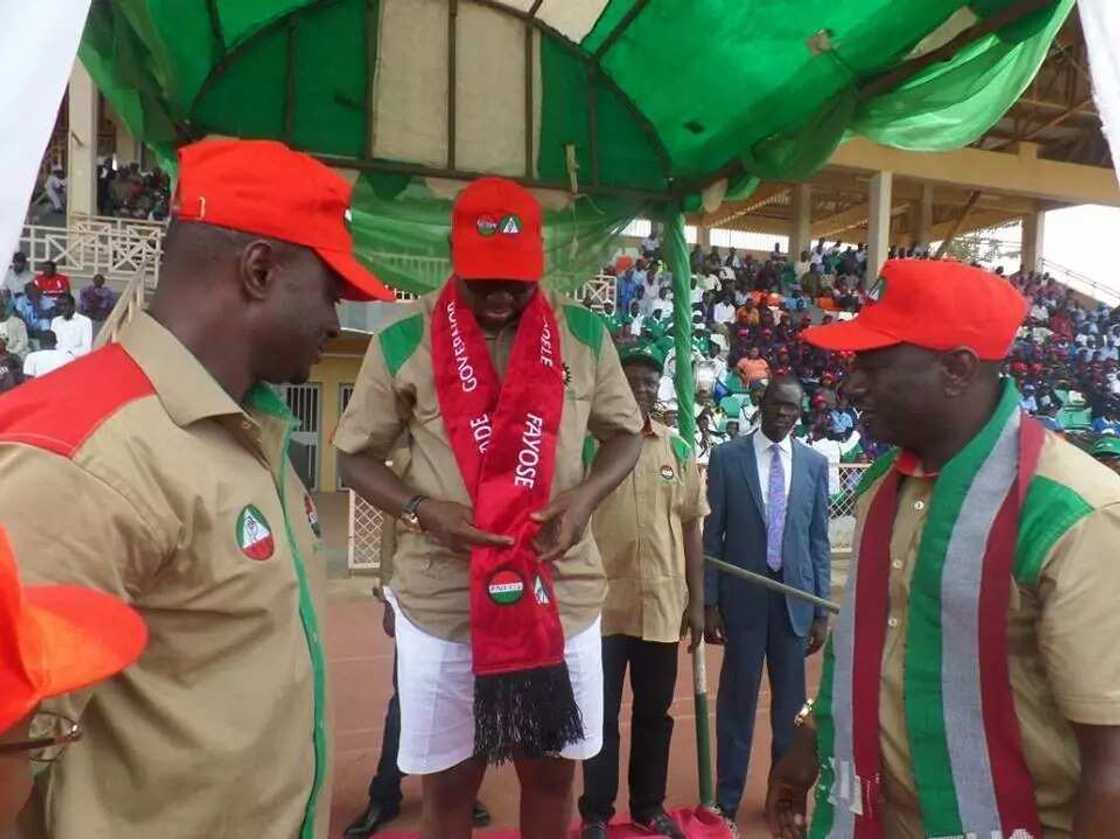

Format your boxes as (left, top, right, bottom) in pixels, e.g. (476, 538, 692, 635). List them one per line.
(640, 269, 660, 317)
(3, 252, 32, 299)
(22, 331, 72, 378)
(725, 248, 742, 270)
(689, 276, 704, 306)
(640, 230, 660, 258)
(45, 167, 66, 212)
(629, 304, 646, 339)
(794, 250, 811, 279)
(652, 286, 673, 320)
(712, 293, 736, 326)
(0, 297, 29, 359)
(49, 294, 93, 358)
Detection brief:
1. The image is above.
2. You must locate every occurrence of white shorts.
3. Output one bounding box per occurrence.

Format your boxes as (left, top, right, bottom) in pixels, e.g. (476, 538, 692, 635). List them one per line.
(387, 590, 604, 775)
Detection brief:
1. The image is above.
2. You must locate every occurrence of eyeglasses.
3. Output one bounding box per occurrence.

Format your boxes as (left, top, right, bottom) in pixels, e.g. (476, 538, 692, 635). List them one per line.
(0, 711, 82, 763)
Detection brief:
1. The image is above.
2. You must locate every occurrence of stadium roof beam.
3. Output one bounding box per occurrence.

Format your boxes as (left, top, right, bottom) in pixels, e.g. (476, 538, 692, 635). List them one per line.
(828, 137, 1120, 208)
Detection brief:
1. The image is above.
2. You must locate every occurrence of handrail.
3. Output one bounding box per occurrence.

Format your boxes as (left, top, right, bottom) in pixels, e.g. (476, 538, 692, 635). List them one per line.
(1039, 257, 1120, 307)
(93, 275, 146, 349)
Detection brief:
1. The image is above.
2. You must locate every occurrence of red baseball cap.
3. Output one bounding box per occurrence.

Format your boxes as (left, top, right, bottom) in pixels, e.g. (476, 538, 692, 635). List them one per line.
(451, 177, 543, 282)
(802, 259, 1027, 360)
(1, 527, 147, 731)
(175, 139, 392, 302)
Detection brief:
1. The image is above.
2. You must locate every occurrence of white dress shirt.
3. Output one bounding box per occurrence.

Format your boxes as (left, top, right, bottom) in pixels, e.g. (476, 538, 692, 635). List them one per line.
(753, 429, 793, 513)
(51, 313, 93, 357)
(23, 348, 73, 378)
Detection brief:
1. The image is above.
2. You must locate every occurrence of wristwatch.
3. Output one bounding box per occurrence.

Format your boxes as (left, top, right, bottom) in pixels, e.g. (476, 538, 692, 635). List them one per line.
(793, 697, 816, 728)
(399, 494, 428, 533)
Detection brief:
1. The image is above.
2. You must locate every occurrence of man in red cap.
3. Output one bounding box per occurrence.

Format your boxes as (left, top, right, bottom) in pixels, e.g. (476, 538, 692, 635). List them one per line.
(766, 260, 1120, 838)
(335, 176, 643, 839)
(0, 526, 147, 833)
(0, 138, 391, 839)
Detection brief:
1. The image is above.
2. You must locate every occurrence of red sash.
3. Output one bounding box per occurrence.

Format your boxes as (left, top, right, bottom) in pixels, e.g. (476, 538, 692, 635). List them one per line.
(430, 279, 582, 762)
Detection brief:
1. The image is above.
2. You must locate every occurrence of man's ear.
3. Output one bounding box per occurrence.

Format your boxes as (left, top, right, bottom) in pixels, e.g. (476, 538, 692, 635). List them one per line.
(239, 239, 281, 302)
(940, 347, 982, 398)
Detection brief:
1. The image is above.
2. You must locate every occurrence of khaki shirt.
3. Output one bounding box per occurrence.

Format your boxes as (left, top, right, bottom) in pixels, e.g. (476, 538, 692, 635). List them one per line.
(334, 289, 642, 642)
(594, 420, 708, 642)
(861, 431, 1120, 838)
(2, 312, 330, 839)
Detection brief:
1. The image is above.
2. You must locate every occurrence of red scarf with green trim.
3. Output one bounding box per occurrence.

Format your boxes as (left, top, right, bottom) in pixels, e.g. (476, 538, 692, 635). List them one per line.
(812, 384, 1045, 839)
(430, 279, 582, 763)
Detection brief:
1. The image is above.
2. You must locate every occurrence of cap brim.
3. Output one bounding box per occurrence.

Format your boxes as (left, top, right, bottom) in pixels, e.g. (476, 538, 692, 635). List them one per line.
(801, 319, 901, 353)
(24, 585, 148, 699)
(317, 248, 395, 302)
(451, 243, 542, 282)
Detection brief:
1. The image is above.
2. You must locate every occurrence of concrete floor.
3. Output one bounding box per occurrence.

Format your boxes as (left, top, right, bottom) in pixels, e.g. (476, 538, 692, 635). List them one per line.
(315, 491, 826, 838)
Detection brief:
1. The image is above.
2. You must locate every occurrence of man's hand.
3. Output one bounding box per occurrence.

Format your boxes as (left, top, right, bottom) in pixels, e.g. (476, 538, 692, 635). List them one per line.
(382, 601, 396, 639)
(530, 489, 594, 562)
(766, 729, 819, 839)
(682, 597, 705, 652)
(704, 604, 727, 645)
(806, 616, 829, 657)
(416, 499, 514, 554)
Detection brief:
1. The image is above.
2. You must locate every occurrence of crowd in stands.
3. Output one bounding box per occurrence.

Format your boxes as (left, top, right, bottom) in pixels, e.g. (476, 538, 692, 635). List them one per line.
(0, 252, 114, 390)
(599, 235, 1120, 486)
(599, 238, 883, 487)
(97, 161, 171, 220)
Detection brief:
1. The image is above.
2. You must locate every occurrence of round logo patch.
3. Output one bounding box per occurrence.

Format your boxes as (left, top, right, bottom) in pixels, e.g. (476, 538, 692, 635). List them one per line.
(498, 214, 522, 235)
(660, 464, 676, 481)
(487, 570, 525, 605)
(237, 505, 275, 561)
(476, 214, 499, 237)
(305, 494, 321, 538)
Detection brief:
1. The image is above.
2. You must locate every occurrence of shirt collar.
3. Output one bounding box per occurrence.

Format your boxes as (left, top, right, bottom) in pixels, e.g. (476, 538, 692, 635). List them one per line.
(754, 428, 792, 455)
(644, 418, 670, 438)
(118, 311, 255, 428)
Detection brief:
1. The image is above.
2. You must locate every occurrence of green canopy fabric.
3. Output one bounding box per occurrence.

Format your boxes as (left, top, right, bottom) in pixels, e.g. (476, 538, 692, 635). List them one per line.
(83, 0, 1072, 267)
(79, 0, 1072, 450)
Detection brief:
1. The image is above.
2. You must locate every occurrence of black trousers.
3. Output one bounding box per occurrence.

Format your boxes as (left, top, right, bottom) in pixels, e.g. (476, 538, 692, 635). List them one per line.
(367, 655, 404, 808)
(579, 635, 679, 823)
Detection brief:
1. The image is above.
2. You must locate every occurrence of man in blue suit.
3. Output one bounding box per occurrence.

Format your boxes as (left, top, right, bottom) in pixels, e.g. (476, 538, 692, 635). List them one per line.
(702, 374, 831, 825)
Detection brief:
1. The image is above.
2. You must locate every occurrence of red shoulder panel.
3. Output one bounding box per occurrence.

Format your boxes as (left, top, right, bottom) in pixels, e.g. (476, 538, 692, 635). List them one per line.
(0, 343, 156, 458)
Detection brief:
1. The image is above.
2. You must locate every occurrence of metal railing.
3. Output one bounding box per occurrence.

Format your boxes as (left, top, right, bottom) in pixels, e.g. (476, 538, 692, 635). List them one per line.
(93, 275, 147, 350)
(1039, 258, 1120, 308)
(347, 461, 872, 573)
(18, 213, 165, 287)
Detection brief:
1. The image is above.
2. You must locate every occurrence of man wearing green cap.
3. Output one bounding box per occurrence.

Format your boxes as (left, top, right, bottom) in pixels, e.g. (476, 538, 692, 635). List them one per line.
(578, 341, 707, 839)
(1091, 435, 1120, 476)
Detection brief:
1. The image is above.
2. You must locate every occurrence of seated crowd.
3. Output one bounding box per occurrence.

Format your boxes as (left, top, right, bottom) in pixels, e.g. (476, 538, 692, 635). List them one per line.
(0, 252, 116, 391)
(597, 240, 1120, 486)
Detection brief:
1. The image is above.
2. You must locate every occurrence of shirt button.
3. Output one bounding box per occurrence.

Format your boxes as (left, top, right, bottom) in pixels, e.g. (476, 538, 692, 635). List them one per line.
(887, 617, 900, 628)
(914, 500, 926, 511)
(891, 559, 903, 570)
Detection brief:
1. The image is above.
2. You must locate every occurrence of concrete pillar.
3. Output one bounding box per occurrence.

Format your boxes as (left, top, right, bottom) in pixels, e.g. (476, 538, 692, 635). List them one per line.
(917, 183, 934, 249)
(697, 226, 711, 249)
(114, 118, 138, 165)
(789, 183, 812, 262)
(1022, 209, 1046, 273)
(866, 171, 893, 281)
(66, 62, 99, 222)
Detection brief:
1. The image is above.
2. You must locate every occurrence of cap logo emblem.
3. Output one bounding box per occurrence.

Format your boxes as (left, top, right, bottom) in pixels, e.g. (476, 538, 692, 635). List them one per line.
(344, 208, 353, 225)
(476, 214, 500, 237)
(868, 277, 887, 302)
(499, 214, 522, 235)
(660, 464, 676, 481)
